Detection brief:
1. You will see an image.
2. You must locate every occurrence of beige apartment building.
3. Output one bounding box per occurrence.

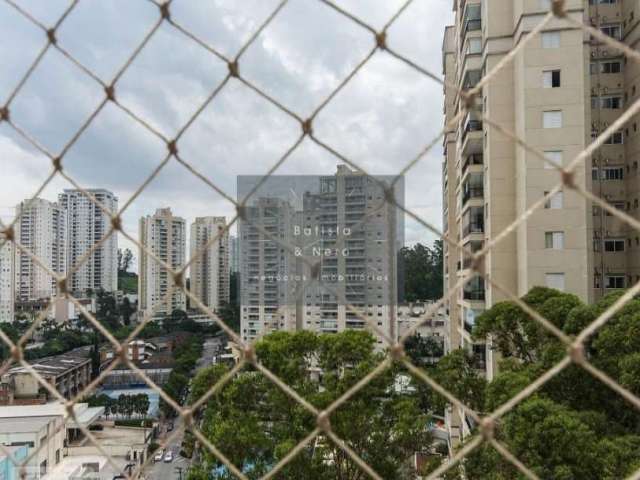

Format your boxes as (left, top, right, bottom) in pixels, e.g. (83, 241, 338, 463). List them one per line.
(443, 0, 640, 441)
(190, 216, 230, 312)
(139, 208, 187, 317)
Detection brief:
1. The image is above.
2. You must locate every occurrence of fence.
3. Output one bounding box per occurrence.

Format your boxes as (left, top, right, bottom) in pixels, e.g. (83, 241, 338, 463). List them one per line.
(1, 0, 640, 479)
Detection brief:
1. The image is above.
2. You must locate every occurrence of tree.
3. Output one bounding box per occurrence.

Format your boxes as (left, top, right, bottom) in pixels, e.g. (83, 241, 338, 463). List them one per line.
(441, 287, 640, 479)
(193, 330, 432, 479)
(120, 297, 134, 326)
(399, 240, 443, 302)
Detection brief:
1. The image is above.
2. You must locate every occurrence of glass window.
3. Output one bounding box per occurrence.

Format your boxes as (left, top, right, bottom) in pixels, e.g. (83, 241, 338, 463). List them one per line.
(605, 275, 625, 289)
(542, 31, 561, 48)
(544, 191, 564, 209)
(545, 273, 565, 291)
(600, 24, 622, 40)
(601, 61, 622, 74)
(543, 70, 561, 88)
(468, 37, 482, 54)
(543, 111, 563, 129)
(545, 231, 565, 249)
(604, 239, 625, 252)
(604, 132, 624, 144)
(601, 96, 623, 109)
(603, 167, 624, 180)
(544, 150, 562, 169)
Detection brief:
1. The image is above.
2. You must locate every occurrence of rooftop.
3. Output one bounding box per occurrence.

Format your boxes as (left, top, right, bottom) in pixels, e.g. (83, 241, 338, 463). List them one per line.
(5, 353, 90, 378)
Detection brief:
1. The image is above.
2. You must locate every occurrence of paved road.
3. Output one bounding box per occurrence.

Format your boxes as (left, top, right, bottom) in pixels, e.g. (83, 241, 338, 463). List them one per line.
(197, 336, 224, 370)
(147, 418, 190, 480)
(146, 336, 224, 479)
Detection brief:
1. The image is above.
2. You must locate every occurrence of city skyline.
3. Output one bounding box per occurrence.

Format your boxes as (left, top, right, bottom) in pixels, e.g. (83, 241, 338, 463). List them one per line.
(0, 1, 453, 260)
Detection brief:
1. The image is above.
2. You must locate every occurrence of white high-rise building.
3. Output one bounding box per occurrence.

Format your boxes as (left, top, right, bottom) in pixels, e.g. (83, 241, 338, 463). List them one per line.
(139, 208, 187, 317)
(15, 199, 67, 301)
(0, 238, 14, 323)
(190, 217, 230, 312)
(58, 189, 118, 295)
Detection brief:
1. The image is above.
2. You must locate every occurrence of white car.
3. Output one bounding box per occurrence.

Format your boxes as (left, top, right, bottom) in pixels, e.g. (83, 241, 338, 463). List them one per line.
(154, 450, 164, 462)
(164, 451, 174, 463)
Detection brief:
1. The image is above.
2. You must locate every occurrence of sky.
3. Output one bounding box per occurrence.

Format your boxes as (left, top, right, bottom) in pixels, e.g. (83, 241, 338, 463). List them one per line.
(0, 0, 454, 270)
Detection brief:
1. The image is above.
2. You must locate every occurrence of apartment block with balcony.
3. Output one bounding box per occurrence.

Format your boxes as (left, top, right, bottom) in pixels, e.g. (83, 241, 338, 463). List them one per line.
(14, 199, 67, 302)
(139, 208, 187, 317)
(443, 0, 610, 442)
(58, 189, 118, 295)
(239, 197, 299, 343)
(0, 238, 14, 323)
(299, 165, 399, 344)
(190, 216, 230, 312)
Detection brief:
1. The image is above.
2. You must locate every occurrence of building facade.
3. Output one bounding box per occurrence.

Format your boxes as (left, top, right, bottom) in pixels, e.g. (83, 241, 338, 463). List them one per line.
(0, 239, 14, 323)
(239, 197, 299, 342)
(443, 0, 639, 442)
(239, 166, 400, 345)
(15, 199, 67, 302)
(190, 217, 230, 312)
(230, 235, 239, 274)
(58, 190, 118, 295)
(139, 208, 186, 317)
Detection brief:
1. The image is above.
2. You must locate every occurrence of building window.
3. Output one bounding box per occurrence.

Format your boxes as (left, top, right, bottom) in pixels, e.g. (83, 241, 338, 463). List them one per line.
(542, 31, 561, 49)
(545, 231, 565, 249)
(602, 167, 624, 180)
(601, 96, 623, 109)
(601, 60, 622, 74)
(544, 191, 564, 209)
(605, 275, 625, 289)
(544, 150, 562, 169)
(600, 24, 622, 40)
(543, 111, 563, 129)
(545, 273, 565, 291)
(604, 238, 625, 252)
(468, 37, 482, 54)
(604, 131, 624, 144)
(543, 70, 561, 88)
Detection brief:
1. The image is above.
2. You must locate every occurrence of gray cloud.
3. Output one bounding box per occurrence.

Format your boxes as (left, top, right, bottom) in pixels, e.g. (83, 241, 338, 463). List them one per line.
(0, 0, 453, 258)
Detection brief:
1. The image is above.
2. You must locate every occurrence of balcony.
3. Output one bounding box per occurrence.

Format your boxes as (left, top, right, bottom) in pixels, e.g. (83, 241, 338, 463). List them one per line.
(462, 185, 483, 206)
(463, 277, 485, 302)
(462, 219, 484, 237)
(462, 154, 483, 175)
(462, 115, 482, 143)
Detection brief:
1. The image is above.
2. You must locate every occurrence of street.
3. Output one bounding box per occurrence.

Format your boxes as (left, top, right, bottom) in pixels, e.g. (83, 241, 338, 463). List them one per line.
(147, 418, 190, 479)
(146, 336, 224, 479)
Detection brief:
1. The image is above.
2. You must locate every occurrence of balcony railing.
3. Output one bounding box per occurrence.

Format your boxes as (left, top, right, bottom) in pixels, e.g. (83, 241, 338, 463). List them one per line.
(462, 219, 484, 237)
(462, 154, 483, 175)
(463, 290, 485, 301)
(461, 116, 483, 145)
(462, 186, 484, 205)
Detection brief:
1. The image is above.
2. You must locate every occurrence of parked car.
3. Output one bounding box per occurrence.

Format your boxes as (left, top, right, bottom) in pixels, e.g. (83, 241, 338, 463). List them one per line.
(164, 451, 174, 463)
(154, 450, 164, 462)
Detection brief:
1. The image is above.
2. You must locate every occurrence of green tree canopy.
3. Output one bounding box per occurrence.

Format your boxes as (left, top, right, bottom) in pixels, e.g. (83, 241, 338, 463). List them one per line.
(190, 330, 432, 480)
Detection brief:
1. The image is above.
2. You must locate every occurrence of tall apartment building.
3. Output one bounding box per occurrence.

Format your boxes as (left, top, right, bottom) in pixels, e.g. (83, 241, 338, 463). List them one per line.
(239, 197, 299, 342)
(443, 0, 639, 440)
(15, 199, 67, 302)
(139, 208, 187, 317)
(239, 165, 400, 345)
(0, 239, 14, 323)
(190, 217, 230, 311)
(299, 166, 399, 344)
(58, 189, 118, 295)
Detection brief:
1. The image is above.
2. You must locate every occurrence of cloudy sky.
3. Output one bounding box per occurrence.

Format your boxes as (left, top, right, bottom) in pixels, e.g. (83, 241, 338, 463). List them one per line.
(0, 0, 454, 269)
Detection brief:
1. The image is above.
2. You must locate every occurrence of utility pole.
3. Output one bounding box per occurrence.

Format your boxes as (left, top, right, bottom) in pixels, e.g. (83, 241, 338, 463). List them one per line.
(175, 467, 183, 480)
